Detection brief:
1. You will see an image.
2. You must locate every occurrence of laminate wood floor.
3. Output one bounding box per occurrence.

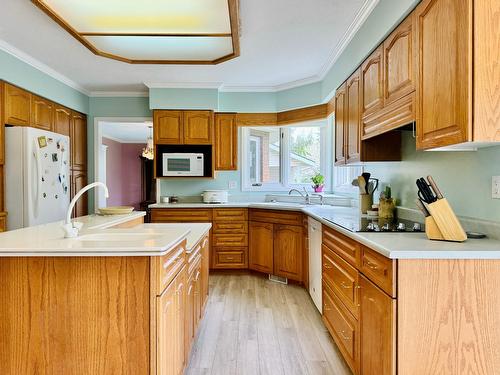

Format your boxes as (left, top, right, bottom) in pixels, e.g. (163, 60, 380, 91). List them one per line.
(185, 273, 352, 375)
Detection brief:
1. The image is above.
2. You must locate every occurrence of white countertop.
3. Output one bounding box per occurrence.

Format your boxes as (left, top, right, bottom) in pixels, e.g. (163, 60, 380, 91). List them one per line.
(0, 211, 211, 257)
(152, 203, 500, 259)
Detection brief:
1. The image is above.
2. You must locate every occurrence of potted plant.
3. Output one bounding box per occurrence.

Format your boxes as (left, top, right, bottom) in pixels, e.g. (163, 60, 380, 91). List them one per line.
(311, 173, 325, 193)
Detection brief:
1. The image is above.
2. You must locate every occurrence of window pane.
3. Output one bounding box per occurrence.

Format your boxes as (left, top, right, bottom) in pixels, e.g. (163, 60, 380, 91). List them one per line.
(247, 127, 280, 185)
(289, 126, 321, 184)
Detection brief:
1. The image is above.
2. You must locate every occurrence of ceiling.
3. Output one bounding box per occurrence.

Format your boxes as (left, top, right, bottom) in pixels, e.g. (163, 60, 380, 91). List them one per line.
(0, 0, 376, 95)
(101, 121, 152, 143)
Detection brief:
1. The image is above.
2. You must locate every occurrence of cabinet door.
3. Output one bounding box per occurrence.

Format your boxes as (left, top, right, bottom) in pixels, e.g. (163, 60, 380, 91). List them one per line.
(334, 82, 346, 165)
(274, 224, 303, 281)
(200, 236, 210, 309)
(185, 272, 195, 359)
(157, 278, 177, 375)
(54, 105, 71, 136)
(31, 95, 54, 131)
(175, 269, 186, 375)
(214, 113, 237, 170)
(3, 83, 31, 126)
(183, 111, 213, 144)
(70, 112, 87, 170)
(71, 170, 88, 217)
(249, 221, 274, 274)
(361, 46, 384, 118)
(346, 69, 361, 164)
(383, 15, 416, 105)
(154, 110, 183, 144)
(359, 275, 395, 375)
(194, 268, 202, 325)
(415, 0, 471, 150)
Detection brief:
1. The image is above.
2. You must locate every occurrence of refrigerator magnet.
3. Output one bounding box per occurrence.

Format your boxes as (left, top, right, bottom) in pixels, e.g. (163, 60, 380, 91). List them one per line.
(38, 136, 47, 148)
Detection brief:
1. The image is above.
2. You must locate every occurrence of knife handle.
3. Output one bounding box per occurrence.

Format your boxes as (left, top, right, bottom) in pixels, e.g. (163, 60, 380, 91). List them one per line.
(427, 175, 443, 199)
(416, 199, 430, 217)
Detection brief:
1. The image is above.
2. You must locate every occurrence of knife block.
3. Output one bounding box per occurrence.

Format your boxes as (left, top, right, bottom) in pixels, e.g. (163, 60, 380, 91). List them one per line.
(425, 216, 445, 241)
(426, 198, 467, 242)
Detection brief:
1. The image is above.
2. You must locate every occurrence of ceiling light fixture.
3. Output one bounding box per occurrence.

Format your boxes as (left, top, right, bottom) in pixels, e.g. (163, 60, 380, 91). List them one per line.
(142, 125, 154, 160)
(31, 0, 240, 64)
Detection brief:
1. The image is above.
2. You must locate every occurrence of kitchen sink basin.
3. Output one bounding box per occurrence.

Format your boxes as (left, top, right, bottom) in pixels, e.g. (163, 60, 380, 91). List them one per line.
(77, 233, 164, 242)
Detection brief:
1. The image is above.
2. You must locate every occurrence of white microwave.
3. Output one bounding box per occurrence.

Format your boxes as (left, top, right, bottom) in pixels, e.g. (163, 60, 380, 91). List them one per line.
(162, 153, 204, 176)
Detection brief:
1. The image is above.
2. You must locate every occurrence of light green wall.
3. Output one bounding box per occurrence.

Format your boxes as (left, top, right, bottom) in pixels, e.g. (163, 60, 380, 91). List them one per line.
(0, 49, 89, 113)
(218, 92, 277, 113)
(367, 133, 500, 223)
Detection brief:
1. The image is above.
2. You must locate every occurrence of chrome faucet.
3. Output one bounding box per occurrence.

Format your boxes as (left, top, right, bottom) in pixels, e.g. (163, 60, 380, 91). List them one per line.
(62, 182, 109, 238)
(288, 188, 311, 204)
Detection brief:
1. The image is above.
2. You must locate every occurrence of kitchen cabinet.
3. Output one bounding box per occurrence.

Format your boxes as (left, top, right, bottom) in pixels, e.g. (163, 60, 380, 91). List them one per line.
(200, 235, 210, 310)
(183, 111, 213, 145)
(249, 221, 274, 274)
(174, 270, 186, 374)
(70, 111, 87, 171)
(212, 208, 248, 269)
(0, 212, 5, 232)
(154, 110, 214, 146)
(346, 69, 361, 163)
(31, 94, 54, 131)
(359, 274, 395, 375)
(361, 46, 384, 118)
(214, 113, 237, 170)
(274, 224, 303, 280)
(334, 82, 346, 166)
(71, 170, 88, 217)
(54, 105, 72, 136)
(3, 83, 31, 126)
(249, 209, 304, 282)
(154, 110, 183, 145)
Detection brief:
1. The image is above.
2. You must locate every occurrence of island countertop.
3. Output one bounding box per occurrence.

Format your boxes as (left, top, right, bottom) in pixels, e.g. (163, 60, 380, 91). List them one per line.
(0, 211, 211, 257)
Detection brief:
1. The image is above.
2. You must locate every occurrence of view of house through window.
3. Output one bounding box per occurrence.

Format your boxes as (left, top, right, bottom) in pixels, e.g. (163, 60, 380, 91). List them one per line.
(242, 122, 326, 190)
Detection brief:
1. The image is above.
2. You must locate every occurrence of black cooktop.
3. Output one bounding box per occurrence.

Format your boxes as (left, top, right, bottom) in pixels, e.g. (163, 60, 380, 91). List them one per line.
(321, 215, 423, 233)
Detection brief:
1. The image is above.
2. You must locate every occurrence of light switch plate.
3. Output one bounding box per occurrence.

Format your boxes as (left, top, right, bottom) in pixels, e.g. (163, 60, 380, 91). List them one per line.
(492, 176, 500, 199)
(228, 180, 237, 189)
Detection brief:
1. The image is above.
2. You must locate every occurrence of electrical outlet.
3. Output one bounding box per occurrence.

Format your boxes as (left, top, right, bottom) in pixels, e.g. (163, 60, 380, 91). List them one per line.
(228, 180, 237, 189)
(492, 176, 500, 199)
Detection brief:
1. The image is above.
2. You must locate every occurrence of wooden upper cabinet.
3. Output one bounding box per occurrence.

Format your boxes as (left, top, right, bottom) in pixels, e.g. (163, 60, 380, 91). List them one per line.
(383, 15, 416, 105)
(249, 221, 274, 274)
(346, 69, 361, 164)
(3, 83, 31, 126)
(214, 113, 237, 170)
(415, 0, 471, 150)
(54, 105, 72, 136)
(361, 46, 384, 118)
(154, 110, 183, 145)
(334, 82, 346, 166)
(183, 111, 213, 145)
(273, 224, 303, 282)
(31, 95, 54, 131)
(359, 275, 395, 375)
(71, 170, 88, 217)
(70, 111, 87, 170)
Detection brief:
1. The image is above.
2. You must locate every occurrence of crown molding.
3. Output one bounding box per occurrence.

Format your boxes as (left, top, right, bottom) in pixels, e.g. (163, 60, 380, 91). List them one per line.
(317, 0, 380, 80)
(90, 91, 149, 97)
(0, 39, 90, 96)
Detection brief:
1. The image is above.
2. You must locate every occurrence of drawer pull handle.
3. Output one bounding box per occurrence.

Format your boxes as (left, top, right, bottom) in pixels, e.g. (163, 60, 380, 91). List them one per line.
(324, 264, 333, 269)
(226, 257, 234, 260)
(365, 260, 378, 270)
(340, 281, 351, 289)
(340, 331, 351, 341)
(163, 247, 185, 269)
(324, 305, 331, 312)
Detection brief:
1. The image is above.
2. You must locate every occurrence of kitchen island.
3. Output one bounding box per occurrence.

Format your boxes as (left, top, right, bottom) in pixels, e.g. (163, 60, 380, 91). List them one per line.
(0, 212, 211, 375)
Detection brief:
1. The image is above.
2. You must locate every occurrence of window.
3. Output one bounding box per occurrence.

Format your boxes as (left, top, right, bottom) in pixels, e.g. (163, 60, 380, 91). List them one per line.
(241, 121, 328, 191)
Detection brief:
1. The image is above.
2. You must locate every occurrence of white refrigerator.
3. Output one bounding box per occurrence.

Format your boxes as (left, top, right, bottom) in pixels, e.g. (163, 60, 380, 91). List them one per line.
(5, 127, 71, 230)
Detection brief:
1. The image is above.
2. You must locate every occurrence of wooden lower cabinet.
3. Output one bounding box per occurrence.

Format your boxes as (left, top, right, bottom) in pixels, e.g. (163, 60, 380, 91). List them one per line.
(359, 275, 395, 375)
(274, 224, 303, 281)
(249, 221, 274, 274)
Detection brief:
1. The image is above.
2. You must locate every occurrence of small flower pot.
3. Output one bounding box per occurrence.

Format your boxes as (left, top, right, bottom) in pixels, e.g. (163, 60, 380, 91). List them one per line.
(313, 185, 324, 193)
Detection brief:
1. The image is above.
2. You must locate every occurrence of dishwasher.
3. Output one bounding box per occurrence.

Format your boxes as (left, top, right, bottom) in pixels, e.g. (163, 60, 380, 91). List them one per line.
(308, 217, 322, 313)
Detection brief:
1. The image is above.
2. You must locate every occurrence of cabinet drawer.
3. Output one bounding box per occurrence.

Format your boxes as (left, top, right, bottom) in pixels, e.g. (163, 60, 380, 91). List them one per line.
(360, 246, 396, 297)
(323, 282, 358, 373)
(322, 226, 360, 267)
(213, 208, 248, 222)
(154, 240, 187, 295)
(151, 209, 212, 222)
(213, 221, 248, 234)
(249, 209, 303, 225)
(212, 233, 248, 247)
(323, 245, 359, 318)
(213, 248, 247, 269)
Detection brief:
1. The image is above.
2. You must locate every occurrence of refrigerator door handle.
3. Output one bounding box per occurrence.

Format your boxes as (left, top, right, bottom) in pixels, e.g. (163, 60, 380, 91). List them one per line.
(33, 140, 42, 219)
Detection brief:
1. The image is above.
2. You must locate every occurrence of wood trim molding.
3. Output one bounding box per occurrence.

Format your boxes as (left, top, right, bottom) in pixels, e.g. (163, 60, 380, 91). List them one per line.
(31, 0, 240, 65)
(235, 102, 333, 127)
